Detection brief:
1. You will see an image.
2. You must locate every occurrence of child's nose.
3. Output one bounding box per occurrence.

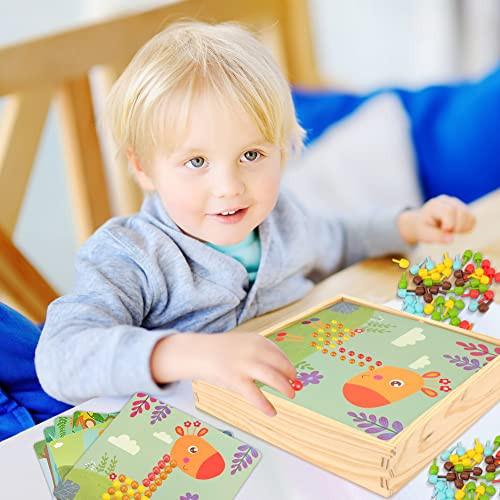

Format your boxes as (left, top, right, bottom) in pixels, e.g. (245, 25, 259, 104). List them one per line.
(211, 166, 245, 198)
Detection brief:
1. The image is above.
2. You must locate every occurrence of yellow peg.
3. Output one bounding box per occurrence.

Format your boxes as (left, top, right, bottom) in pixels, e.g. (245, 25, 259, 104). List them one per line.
(424, 304, 434, 315)
(442, 267, 452, 278)
(418, 268, 429, 278)
(436, 263, 445, 273)
(431, 271, 442, 282)
(474, 438, 483, 454)
(392, 258, 409, 269)
(443, 252, 453, 268)
(444, 299, 455, 315)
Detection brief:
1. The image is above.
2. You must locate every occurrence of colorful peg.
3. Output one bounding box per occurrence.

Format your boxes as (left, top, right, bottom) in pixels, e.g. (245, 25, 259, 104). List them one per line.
(462, 249, 473, 265)
(392, 257, 410, 269)
(398, 272, 408, 289)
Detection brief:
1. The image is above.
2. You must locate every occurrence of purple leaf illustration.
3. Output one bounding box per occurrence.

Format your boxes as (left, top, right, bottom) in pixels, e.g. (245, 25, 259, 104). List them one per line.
(231, 444, 259, 475)
(347, 411, 404, 440)
(443, 354, 482, 371)
(378, 433, 396, 441)
(150, 403, 171, 425)
(392, 421, 403, 433)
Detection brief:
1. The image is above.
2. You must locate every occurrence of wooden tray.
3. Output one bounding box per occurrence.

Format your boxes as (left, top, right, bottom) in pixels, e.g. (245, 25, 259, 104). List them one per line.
(192, 295, 500, 497)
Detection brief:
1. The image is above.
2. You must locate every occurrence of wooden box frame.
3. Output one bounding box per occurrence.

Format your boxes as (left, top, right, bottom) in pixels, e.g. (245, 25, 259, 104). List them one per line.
(192, 295, 500, 497)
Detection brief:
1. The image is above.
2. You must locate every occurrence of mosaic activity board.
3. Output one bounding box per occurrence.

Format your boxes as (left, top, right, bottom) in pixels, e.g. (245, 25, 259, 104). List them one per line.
(193, 295, 500, 497)
(34, 394, 260, 499)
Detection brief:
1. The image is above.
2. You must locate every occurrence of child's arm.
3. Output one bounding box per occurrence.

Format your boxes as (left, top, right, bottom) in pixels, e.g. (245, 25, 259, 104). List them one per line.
(35, 227, 296, 414)
(288, 191, 474, 280)
(35, 228, 174, 404)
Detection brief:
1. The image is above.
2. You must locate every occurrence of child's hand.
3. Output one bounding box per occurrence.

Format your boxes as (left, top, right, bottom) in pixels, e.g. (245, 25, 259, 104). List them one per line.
(151, 332, 296, 417)
(397, 195, 476, 246)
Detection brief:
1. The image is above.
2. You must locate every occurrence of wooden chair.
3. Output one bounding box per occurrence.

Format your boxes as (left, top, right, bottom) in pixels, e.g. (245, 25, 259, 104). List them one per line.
(0, 0, 321, 322)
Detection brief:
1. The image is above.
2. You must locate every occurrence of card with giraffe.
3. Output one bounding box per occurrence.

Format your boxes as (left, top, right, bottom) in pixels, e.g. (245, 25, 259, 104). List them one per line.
(52, 393, 261, 499)
(261, 297, 499, 441)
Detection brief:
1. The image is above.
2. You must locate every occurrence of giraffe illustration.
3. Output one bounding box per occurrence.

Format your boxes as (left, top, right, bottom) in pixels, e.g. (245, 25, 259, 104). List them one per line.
(342, 367, 441, 408)
(100, 421, 225, 499)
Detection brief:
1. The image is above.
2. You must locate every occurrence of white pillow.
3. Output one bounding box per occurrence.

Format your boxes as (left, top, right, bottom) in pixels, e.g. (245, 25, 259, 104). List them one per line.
(283, 93, 423, 216)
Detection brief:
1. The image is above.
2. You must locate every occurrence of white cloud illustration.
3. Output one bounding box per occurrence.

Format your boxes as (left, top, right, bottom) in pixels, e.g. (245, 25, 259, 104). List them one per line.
(153, 432, 173, 444)
(409, 355, 431, 369)
(108, 434, 140, 455)
(53, 442, 64, 449)
(392, 328, 426, 347)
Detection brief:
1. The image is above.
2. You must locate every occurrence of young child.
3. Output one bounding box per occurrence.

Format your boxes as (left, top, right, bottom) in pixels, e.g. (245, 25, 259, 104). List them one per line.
(35, 22, 476, 417)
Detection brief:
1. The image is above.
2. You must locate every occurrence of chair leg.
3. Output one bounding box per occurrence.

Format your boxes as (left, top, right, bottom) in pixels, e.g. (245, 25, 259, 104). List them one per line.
(0, 226, 58, 323)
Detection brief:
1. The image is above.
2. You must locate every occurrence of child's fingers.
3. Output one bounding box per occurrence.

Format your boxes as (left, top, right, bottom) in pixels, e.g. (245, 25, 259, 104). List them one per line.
(429, 200, 457, 232)
(436, 195, 475, 232)
(238, 379, 277, 417)
(454, 208, 476, 233)
(252, 364, 296, 400)
(263, 338, 297, 380)
(420, 224, 453, 244)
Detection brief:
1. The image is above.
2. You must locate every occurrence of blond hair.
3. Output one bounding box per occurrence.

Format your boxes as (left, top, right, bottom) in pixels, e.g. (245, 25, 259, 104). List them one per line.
(104, 21, 304, 167)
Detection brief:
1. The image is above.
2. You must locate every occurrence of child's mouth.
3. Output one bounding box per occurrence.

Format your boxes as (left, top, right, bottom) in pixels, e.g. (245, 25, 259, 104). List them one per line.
(209, 207, 249, 224)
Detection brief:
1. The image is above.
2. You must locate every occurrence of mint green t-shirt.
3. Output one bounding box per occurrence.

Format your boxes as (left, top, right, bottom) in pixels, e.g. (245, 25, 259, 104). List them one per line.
(207, 230, 261, 283)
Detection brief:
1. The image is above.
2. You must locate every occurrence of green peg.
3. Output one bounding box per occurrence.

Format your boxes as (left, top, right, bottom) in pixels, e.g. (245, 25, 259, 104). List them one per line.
(435, 296, 445, 306)
(462, 249, 473, 265)
(455, 299, 465, 310)
(470, 278, 480, 289)
(448, 308, 459, 318)
(398, 272, 408, 289)
(485, 485, 496, 496)
(465, 481, 476, 492)
(424, 278, 433, 287)
(473, 252, 483, 266)
(450, 317, 461, 326)
(493, 435, 500, 449)
(479, 283, 489, 294)
(453, 286, 465, 296)
(429, 458, 439, 475)
(432, 311, 442, 322)
(485, 472, 495, 481)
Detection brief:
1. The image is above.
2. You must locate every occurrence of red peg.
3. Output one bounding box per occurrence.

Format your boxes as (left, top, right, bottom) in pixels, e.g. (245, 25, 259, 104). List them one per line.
(459, 320, 471, 330)
(483, 290, 495, 301)
(469, 289, 480, 299)
(485, 267, 496, 278)
(290, 379, 303, 391)
(481, 259, 491, 270)
(465, 263, 475, 274)
(495, 272, 500, 283)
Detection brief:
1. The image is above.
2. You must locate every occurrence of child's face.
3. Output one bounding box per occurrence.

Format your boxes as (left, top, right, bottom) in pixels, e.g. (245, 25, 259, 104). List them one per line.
(134, 92, 283, 246)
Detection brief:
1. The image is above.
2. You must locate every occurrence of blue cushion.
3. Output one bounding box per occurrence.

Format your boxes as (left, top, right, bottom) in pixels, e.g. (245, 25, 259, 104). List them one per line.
(0, 302, 71, 441)
(292, 66, 500, 203)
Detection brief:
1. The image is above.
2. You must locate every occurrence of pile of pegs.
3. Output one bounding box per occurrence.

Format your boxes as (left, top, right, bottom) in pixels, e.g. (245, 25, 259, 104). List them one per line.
(392, 250, 499, 329)
(427, 436, 500, 499)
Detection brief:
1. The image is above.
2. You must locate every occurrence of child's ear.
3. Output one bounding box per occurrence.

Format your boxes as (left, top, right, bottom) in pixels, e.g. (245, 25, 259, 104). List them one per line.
(127, 148, 155, 191)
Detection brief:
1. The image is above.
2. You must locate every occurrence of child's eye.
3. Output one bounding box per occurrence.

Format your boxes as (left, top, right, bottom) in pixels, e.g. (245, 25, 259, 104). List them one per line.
(185, 157, 206, 169)
(241, 150, 261, 162)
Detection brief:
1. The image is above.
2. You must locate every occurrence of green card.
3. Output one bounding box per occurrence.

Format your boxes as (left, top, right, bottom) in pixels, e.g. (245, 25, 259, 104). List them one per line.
(57, 393, 261, 499)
